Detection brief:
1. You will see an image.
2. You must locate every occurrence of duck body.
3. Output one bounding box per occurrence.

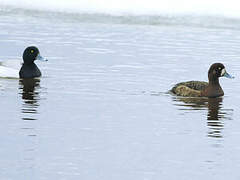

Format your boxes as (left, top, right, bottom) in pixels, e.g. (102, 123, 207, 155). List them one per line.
(0, 46, 47, 79)
(19, 63, 41, 78)
(200, 80, 224, 98)
(171, 63, 233, 98)
(0, 65, 19, 78)
(171, 81, 208, 97)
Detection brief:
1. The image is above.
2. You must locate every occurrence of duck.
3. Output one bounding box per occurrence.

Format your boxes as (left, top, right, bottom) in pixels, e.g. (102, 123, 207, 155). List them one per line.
(171, 63, 234, 98)
(0, 46, 47, 79)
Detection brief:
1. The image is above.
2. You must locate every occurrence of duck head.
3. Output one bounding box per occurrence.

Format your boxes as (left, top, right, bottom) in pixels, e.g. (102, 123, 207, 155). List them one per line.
(23, 46, 48, 65)
(208, 63, 234, 82)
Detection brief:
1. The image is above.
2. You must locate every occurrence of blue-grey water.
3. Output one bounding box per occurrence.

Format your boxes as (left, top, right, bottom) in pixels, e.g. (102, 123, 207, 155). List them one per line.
(1, 8, 240, 180)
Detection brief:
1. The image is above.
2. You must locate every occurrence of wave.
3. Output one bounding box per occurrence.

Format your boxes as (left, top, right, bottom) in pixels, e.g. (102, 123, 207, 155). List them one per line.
(1, 0, 240, 18)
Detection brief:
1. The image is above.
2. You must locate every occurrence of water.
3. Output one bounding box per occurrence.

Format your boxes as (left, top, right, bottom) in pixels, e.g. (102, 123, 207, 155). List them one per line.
(1, 5, 240, 180)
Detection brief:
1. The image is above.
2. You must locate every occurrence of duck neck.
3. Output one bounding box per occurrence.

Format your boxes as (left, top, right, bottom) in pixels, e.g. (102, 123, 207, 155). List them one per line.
(23, 61, 35, 66)
(208, 76, 220, 86)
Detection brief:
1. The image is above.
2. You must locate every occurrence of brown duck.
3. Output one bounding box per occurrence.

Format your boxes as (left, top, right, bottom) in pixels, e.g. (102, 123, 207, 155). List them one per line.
(171, 63, 234, 98)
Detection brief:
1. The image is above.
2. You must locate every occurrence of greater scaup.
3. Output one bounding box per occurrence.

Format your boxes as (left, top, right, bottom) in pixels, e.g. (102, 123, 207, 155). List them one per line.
(19, 46, 47, 78)
(171, 63, 234, 98)
(0, 46, 47, 79)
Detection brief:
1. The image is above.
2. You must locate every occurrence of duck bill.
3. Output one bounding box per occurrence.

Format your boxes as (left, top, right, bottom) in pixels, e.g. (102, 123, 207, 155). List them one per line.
(221, 68, 234, 79)
(36, 53, 48, 61)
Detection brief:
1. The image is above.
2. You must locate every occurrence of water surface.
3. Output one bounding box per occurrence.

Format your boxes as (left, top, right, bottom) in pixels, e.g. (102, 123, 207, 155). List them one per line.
(0, 9, 240, 180)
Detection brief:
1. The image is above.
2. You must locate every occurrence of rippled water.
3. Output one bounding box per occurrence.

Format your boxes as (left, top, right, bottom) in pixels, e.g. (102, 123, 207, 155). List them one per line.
(1, 11, 240, 180)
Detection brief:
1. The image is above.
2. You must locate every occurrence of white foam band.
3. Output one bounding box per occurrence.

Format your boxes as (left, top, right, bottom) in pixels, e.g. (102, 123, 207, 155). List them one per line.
(1, 0, 240, 17)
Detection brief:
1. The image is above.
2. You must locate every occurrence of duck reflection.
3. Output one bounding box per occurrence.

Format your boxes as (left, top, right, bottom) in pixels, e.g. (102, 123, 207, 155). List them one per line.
(18, 78, 41, 174)
(207, 98, 224, 138)
(19, 78, 40, 120)
(173, 96, 231, 138)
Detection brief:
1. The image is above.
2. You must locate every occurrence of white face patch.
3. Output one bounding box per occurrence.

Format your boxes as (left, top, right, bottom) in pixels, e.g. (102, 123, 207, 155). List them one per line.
(221, 68, 226, 76)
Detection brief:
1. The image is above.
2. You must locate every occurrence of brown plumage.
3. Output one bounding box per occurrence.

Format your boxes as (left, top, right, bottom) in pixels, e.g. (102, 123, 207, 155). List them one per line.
(171, 63, 233, 98)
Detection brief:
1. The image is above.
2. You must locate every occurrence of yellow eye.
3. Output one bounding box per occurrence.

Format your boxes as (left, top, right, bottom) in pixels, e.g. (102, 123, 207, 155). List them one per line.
(31, 50, 34, 53)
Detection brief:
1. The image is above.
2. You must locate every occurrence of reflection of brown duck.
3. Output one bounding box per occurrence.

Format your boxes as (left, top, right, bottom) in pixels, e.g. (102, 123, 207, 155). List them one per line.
(207, 98, 222, 120)
(171, 63, 234, 98)
(173, 97, 208, 109)
(173, 97, 229, 138)
(173, 97, 222, 116)
(207, 98, 224, 138)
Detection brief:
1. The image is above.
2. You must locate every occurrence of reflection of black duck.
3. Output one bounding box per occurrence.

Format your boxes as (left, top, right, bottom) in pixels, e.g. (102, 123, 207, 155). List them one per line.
(19, 78, 40, 104)
(19, 79, 41, 119)
(171, 63, 234, 98)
